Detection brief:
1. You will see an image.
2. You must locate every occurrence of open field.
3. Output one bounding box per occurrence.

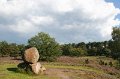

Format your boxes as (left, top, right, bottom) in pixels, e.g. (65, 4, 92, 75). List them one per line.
(0, 56, 120, 79)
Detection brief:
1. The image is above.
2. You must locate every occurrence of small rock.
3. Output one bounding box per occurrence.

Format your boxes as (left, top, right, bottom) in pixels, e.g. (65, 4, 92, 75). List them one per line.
(30, 62, 42, 74)
(40, 65, 46, 72)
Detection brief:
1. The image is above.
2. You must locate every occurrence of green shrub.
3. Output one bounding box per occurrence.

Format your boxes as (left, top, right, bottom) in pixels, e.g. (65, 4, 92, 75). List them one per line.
(109, 61, 113, 67)
(99, 60, 104, 65)
(104, 62, 107, 66)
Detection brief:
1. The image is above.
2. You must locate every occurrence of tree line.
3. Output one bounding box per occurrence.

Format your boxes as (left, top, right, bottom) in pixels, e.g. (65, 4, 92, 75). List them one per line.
(0, 27, 120, 64)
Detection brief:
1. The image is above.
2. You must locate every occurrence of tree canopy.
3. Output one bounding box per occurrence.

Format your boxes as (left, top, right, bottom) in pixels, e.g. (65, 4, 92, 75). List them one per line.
(28, 32, 62, 61)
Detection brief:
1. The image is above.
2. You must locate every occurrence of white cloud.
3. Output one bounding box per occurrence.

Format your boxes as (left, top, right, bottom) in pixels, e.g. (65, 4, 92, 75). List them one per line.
(8, 15, 55, 37)
(0, 0, 120, 43)
(30, 16, 54, 25)
(9, 20, 36, 34)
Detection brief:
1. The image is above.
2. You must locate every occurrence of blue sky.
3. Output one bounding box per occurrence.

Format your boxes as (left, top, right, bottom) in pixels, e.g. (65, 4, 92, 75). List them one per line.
(106, 0, 120, 8)
(0, 0, 120, 44)
(106, 0, 120, 20)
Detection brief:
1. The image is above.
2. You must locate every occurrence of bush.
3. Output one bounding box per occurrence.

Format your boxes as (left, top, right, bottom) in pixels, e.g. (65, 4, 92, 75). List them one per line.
(85, 59, 89, 64)
(99, 60, 104, 65)
(104, 62, 107, 66)
(115, 58, 120, 69)
(17, 62, 34, 75)
(109, 61, 113, 67)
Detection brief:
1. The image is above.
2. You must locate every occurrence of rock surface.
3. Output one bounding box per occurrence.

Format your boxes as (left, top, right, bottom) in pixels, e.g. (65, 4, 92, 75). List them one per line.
(24, 47, 39, 64)
(30, 62, 41, 74)
(40, 65, 46, 72)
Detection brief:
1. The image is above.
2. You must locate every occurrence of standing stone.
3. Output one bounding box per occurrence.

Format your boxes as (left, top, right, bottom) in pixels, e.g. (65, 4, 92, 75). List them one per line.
(18, 47, 46, 75)
(24, 47, 39, 64)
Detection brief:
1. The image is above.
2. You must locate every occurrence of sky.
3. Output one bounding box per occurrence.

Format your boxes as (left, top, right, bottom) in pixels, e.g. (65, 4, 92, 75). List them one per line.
(0, 0, 120, 44)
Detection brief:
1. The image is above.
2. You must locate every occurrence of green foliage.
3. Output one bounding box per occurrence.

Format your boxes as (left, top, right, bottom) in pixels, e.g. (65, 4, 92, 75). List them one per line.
(28, 32, 62, 61)
(9, 43, 19, 57)
(61, 44, 72, 56)
(103, 48, 111, 57)
(17, 44, 25, 55)
(0, 41, 9, 56)
(99, 60, 105, 65)
(110, 27, 120, 59)
(112, 27, 120, 41)
(69, 48, 87, 56)
(115, 58, 120, 69)
(62, 44, 87, 56)
(109, 61, 113, 67)
(88, 47, 97, 56)
(0, 41, 24, 57)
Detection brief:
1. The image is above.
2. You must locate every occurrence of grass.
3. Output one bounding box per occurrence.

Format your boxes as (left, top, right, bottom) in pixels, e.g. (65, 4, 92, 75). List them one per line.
(44, 64, 104, 74)
(0, 56, 119, 79)
(0, 63, 114, 79)
(0, 64, 59, 79)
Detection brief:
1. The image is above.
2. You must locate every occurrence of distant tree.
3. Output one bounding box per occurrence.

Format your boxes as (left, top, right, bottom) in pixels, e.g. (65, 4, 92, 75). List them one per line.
(28, 32, 62, 61)
(110, 27, 120, 59)
(17, 44, 25, 56)
(110, 27, 120, 68)
(112, 27, 120, 41)
(69, 48, 87, 56)
(9, 43, 19, 58)
(0, 41, 9, 56)
(0, 41, 25, 57)
(61, 44, 72, 56)
(62, 43, 87, 56)
(103, 48, 111, 57)
(88, 47, 97, 56)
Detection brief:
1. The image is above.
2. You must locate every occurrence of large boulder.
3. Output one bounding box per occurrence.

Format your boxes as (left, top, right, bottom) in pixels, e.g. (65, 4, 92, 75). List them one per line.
(24, 47, 39, 64)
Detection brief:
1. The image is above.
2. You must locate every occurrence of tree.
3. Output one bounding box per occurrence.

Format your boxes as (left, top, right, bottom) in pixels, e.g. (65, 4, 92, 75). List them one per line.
(110, 27, 120, 59)
(111, 27, 120, 68)
(103, 48, 111, 57)
(0, 41, 24, 57)
(9, 43, 19, 58)
(88, 47, 97, 56)
(0, 41, 9, 56)
(17, 44, 25, 56)
(61, 44, 72, 56)
(69, 47, 87, 56)
(112, 27, 120, 41)
(61, 43, 87, 56)
(28, 32, 61, 61)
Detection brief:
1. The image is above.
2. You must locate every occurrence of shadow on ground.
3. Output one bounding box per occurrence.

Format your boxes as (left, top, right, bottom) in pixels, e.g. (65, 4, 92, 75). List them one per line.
(7, 68, 18, 73)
